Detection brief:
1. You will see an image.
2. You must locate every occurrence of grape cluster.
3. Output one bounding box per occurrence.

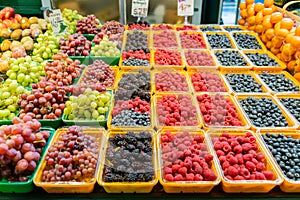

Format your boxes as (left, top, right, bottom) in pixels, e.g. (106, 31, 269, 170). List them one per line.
(90, 37, 120, 57)
(59, 34, 92, 56)
(76, 15, 101, 34)
(0, 80, 30, 120)
(104, 131, 154, 182)
(64, 89, 112, 121)
(79, 60, 115, 88)
(0, 115, 50, 182)
(42, 126, 100, 182)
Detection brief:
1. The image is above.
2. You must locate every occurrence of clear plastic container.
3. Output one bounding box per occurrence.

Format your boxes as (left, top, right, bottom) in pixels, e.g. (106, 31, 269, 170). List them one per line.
(34, 127, 105, 193)
(183, 49, 218, 71)
(235, 94, 298, 131)
(213, 49, 253, 71)
(153, 93, 203, 129)
(151, 70, 193, 94)
(257, 129, 300, 193)
(206, 129, 283, 193)
(221, 70, 269, 95)
(231, 31, 266, 51)
(97, 129, 158, 193)
(243, 50, 286, 72)
(195, 93, 250, 130)
(157, 128, 221, 193)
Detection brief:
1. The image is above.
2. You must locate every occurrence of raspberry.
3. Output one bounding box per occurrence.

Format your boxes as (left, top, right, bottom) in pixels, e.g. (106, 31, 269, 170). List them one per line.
(229, 156, 238, 165)
(225, 175, 233, 180)
(219, 155, 227, 164)
(235, 153, 244, 164)
(184, 149, 192, 157)
(242, 143, 252, 152)
(194, 166, 203, 174)
(164, 161, 172, 168)
(165, 174, 174, 181)
(256, 152, 265, 161)
(172, 164, 181, 173)
(256, 162, 266, 171)
(248, 136, 256, 143)
(263, 171, 274, 180)
(251, 143, 258, 151)
(219, 137, 228, 142)
(216, 150, 225, 157)
(230, 140, 239, 147)
(194, 174, 203, 181)
(203, 169, 217, 181)
(192, 161, 200, 169)
(164, 167, 172, 174)
(223, 144, 232, 153)
(200, 161, 209, 168)
(250, 174, 256, 180)
(192, 155, 201, 163)
(254, 172, 266, 180)
(194, 135, 204, 143)
(245, 132, 253, 137)
(184, 157, 192, 168)
(174, 174, 184, 181)
(234, 175, 245, 180)
(228, 166, 239, 177)
(161, 135, 170, 142)
(178, 167, 188, 177)
(252, 158, 259, 165)
(245, 161, 256, 172)
(221, 132, 230, 138)
(213, 141, 223, 150)
(178, 144, 186, 151)
(222, 161, 230, 169)
(233, 145, 242, 153)
(186, 173, 195, 181)
(240, 168, 250, 179)
(204, 154, 213, 163)
(243, 154, 253, 161)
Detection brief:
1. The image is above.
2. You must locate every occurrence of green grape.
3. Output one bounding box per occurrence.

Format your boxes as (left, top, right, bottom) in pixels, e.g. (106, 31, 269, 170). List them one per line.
(92, 110, 99, 119)
(84, 110, 91, 119)
(90, 102, 97, 109)
(97, 115, 105, 121)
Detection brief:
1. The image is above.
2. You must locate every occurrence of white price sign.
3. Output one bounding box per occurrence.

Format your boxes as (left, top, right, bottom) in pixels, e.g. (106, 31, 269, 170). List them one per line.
(131, 0, 149, 17)
(47, 9, 66, 34)
(178, 0, 194, 16)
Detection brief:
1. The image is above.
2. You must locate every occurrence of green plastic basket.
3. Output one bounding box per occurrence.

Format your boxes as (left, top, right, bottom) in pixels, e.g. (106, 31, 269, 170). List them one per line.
(0, 127, 55, 193)
(69, 56, 90, 65)
(87, 56, 120, 66)
(38, 117, 62, 129)
(62, 90, 113, 127)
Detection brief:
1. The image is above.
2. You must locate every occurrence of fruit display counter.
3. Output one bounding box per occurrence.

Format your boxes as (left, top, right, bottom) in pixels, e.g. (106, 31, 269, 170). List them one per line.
(2, 0, 300, 198)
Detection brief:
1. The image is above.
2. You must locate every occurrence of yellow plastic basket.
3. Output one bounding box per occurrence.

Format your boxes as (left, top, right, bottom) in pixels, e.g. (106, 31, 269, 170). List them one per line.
(195, 93, 250, 130)
(150, 24, 175, 30)
(235, 94, 298, 131)
(243, 50, 286, 72)
(206, 129, 283, 193)
(231, 31, 266, 51)
(97, 129, 158, 193)
(33, 127, 106, 193)
(257, 129, 300, 193)
(220, 70, 269, 95)
(157, 128, 221, 193)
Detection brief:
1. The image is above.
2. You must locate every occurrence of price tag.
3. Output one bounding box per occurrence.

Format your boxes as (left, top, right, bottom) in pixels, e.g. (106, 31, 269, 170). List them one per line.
(46, 9, 67, 34)
(131, 0, 149, 17)
(178, 0, 194, 16)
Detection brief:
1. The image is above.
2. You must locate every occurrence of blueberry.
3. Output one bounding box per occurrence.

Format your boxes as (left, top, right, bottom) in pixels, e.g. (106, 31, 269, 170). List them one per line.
(232, 33, 262, 49)
(279, 98, 300, 123)
(206, 33, 233, 49)
(122, 58, 150, 66)
(215, 50, 247, 66)
(245, 53, 279, 66)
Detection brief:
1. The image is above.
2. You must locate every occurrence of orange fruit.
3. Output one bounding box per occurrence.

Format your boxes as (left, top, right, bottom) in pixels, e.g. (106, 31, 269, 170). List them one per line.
(255, 24, 264, 33)
(271, 5, 277, 12)
(270, 12, 283, 24)
(295, 26, 300, 36)
(246, 0, 255, 5)
(263, 7, 273, 16)
(281, 18, 294, 30)
(264, 0, 274, 8)
(265, 28, 275, 40)
(247, 6, 255, 16)
(271, 36, 283, 48)
(276, 53, 282, 60)
(255, 11, 264, 24)
(294, 72, 300, 81)
(275, 28, 290, 38)
(261, 34, 268, 43)
(286, 32, 295, 43)
(281, 53, 292, 62)
(239, 2, 247, 10)
(247, 16, 256, 25)
(238, 18, 246, 26)
(266, 41, 272, 49)
(263, 17, 273, 30)
(248, 25, 256, 31)
(287, 60, 296, 72)
(295, 51, 300, 59)
(254, 3, 264, 13)
(271, 47, 280, 55)
(295, 61, 300, 73)
(291, 36, 300, 48)
(240, 9, 248, 19)
(282, 43, 296, 56)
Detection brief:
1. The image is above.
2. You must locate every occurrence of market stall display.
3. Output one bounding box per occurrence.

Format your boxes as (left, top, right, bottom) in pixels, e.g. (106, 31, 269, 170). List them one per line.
(1, 0, 300, 197)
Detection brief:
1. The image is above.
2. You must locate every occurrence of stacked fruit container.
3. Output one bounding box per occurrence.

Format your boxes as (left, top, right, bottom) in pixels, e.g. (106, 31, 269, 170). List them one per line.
(2, 1, 300, 196)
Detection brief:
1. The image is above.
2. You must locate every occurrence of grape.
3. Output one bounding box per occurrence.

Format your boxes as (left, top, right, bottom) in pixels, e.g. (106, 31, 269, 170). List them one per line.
(76, 15, 101, 34)
(64, 90, 112, 121)
(33, 33, 60, 60)
(41, 126, 100, 182)
(59, 34, 91, 56)
(0, 115, 50, 182)
(62, 8, 83, 34)
(90, 37, 120, 57)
